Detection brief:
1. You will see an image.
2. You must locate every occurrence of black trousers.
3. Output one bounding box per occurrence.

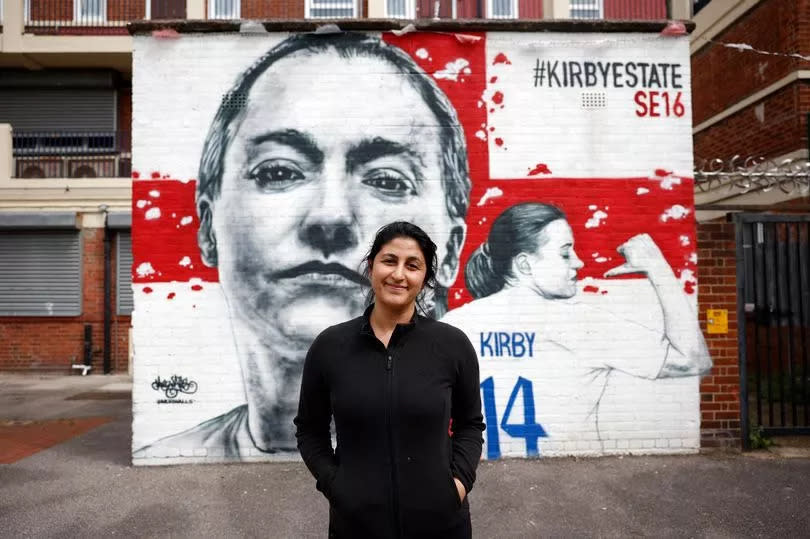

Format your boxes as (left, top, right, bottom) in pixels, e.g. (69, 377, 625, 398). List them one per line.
(328, 501, 472, 539)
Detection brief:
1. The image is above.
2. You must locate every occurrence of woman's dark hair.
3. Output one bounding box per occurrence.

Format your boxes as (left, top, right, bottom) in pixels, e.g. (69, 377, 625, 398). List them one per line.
(362, 221, 438, 315)
(465, 203, 566, 299)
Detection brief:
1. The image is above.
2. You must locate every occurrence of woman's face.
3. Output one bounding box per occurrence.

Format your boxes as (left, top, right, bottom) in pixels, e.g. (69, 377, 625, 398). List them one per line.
(369, 236, 428, 312)
(524, 219, 584, 299)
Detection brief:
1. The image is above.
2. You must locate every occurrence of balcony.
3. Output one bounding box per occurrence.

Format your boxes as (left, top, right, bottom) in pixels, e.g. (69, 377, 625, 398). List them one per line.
(0, 124, 132, 211)
(23, 0, 187, 35)
(1, 0, 134, 62)
(210, 0, 673, 20)
(2, 0, 682, 30)
(12, 130, 132, 178)
(373, 0, 669, 20)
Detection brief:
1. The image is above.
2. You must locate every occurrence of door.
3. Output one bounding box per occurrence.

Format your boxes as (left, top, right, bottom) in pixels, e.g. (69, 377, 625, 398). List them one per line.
(737, 214, 810, 445)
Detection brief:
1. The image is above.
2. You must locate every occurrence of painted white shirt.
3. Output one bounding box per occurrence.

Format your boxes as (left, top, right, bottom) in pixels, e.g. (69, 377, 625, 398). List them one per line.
(441, 285, 695, 456)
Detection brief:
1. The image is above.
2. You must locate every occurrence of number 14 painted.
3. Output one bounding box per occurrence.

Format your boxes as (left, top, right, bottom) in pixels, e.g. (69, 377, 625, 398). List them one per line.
(480, 377, 548, 459)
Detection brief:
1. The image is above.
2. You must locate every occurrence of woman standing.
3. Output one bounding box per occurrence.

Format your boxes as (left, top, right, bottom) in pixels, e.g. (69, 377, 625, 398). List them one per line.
(295, 221, 484, 538)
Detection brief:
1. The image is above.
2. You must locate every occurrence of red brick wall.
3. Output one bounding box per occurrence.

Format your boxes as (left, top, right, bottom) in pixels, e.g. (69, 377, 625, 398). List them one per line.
(0, 227, 131, 373)
(518, 0, 542, 19)
(693, 83, 806, 160)
(697, 220, 741, 448)
(691, 0, 805, 126)
(109, 0, 147, 21)
(29, 0, 73, 21)
(693, 3, 810, 448)
(603, 0, 665, 20)
(241, 0, 306, 18)
(28, 0, 145, 22)
(693, 1, 810, 448)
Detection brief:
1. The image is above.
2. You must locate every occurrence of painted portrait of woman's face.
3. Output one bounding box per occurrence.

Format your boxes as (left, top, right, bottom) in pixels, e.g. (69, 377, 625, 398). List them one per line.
(523, 219, 584, 299)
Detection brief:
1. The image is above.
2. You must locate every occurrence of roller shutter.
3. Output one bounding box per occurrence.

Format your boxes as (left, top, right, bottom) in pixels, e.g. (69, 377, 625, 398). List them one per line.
(0, 89, 115, 131)
(0, 231, 82, 316)
(116, 231, 133, 315)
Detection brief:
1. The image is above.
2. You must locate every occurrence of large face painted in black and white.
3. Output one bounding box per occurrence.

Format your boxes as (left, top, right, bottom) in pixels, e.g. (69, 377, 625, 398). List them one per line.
(207, 49, 460, 354)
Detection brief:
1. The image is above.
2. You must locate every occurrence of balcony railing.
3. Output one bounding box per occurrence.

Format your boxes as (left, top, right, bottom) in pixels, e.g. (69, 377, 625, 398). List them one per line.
(23, 0, 182, 34)
(20, 0, 671, 34)
(12, 131, 132, 178)
(227, 0, 669, 20)
(375, 0, 667, 20)
(569, 0, 667, 20)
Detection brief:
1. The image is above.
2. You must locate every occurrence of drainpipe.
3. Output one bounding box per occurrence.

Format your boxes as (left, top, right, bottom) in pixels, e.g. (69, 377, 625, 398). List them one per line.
(100, 205, 112, 374)
(806, 112, 810, 158)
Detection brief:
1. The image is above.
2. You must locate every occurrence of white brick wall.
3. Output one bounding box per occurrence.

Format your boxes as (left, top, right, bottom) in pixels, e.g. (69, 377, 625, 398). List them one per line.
(131, 30, 704, 465)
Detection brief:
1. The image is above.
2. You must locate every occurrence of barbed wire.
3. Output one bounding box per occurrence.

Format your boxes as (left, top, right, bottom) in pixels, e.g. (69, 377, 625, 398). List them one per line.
(694, 156, 810, 195)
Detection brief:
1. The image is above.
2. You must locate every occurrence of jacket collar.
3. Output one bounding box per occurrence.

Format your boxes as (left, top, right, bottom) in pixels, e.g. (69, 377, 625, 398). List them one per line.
(359, 303, 419, 338)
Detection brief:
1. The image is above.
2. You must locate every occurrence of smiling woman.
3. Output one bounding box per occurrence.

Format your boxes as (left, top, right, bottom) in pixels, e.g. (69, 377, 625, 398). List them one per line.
(295, 222, 484, 538)
(363, 221, 438, 317)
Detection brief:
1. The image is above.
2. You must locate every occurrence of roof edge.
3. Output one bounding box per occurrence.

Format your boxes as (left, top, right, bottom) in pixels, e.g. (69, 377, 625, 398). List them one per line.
(128, 18, 695, 35)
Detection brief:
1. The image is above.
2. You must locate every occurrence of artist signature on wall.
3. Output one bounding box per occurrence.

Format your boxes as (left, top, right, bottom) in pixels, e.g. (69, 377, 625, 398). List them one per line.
(151, 375, 198, 400)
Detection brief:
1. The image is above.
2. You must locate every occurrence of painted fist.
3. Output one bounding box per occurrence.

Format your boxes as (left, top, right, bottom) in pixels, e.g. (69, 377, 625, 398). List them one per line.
(604, 233, 669, 278)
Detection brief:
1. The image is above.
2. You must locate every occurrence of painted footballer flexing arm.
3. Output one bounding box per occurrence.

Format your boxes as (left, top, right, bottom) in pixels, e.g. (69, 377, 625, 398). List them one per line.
(462, 203, 711, 379)
(604, 233, 712, 377)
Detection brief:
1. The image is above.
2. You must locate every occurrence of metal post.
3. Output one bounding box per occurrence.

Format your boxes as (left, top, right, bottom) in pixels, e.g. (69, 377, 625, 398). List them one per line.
(84, 324, 93, 368)
(734, 214, 750, 449)
(103, 222, 112, 374)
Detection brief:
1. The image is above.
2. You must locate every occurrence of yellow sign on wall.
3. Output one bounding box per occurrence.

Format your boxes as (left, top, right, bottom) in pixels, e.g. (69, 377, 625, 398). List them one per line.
(707, 309, 728, 334)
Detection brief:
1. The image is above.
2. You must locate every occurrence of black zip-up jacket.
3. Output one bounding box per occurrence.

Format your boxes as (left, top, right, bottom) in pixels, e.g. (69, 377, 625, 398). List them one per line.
(294, 306, 485, 539)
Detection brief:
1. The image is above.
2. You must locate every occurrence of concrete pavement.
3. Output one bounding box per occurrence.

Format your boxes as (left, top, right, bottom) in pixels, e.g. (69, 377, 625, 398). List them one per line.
(1, 373, 809, 538)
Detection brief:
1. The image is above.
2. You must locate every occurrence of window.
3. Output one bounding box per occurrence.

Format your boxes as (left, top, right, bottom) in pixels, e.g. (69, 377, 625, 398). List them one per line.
(386, 0, 415, 18)
(75, 0, 107, 23)
(489, 0, 517, 19)
(0, 231, 82, 316)
(569, 0, 602, 19)
(117, 232, 133, 315)
(306, 0, 357, 19)
(209, 0, 241, 19)
(693, 0, 712, 16)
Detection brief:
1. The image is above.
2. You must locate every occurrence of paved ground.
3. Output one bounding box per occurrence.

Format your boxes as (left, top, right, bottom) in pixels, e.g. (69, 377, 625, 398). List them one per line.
(1, 373, 809, 538)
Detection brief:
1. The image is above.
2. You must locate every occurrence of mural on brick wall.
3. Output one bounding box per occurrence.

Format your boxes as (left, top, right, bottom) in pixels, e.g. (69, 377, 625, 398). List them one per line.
(131, 30, 710, 463)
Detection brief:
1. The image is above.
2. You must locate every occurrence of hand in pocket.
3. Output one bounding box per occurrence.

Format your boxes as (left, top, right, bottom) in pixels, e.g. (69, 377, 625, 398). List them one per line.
(453, 477, 466, 504)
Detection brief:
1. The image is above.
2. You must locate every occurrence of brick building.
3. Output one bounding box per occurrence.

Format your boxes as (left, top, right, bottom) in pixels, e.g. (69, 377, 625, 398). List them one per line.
(0, 0, 134, 374)
(0, 0, 689, 372)
(9, 0, 774, 460)
(691, 0, 810, 448)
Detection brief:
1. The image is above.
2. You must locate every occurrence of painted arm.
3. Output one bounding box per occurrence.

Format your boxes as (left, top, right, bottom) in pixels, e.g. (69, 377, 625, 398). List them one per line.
(605, 234, 712, 377)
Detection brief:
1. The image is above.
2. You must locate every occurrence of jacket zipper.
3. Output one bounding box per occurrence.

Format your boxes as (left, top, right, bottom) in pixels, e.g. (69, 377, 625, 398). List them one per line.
(385, 350, 401, 539)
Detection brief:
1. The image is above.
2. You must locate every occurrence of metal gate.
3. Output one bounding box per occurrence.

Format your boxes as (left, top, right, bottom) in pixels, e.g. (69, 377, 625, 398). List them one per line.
(736, 214, 810, 443)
